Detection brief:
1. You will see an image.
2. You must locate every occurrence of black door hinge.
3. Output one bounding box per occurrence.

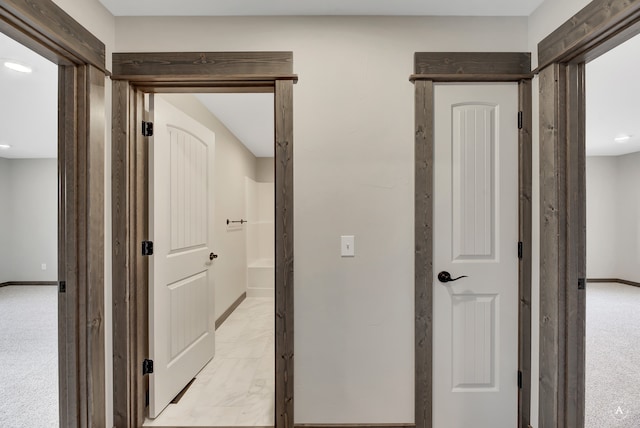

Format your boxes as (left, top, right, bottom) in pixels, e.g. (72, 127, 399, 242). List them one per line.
(518, 111, 523, 129)
(59, 280, 66, 293)
(142, 241, 154, 256)
(143, 359, 154, 375)
(578, 278, 586, 290)
(142, 121, 154, 137)
(518, 370, 523, 389)
(518, 241, 523, 259)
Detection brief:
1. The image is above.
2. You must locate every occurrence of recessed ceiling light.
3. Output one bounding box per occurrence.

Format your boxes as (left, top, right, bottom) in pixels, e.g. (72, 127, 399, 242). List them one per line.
(0, 144, 11, 150)
(614, 135, 632, 143)
(4, 61, 32, 73)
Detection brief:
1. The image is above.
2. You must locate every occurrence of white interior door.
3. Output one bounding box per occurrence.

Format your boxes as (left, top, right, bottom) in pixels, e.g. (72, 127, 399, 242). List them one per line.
(433, 83, 519, 427)
(149, 95, 216, 418)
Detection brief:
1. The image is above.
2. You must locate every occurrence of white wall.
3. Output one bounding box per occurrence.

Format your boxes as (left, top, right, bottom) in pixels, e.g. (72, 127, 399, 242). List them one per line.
(616, 152, 640, 282)
(115, 15, 528, 423)
(0, 157, 11, 283)
(160, 94, 260, 319)
(6, 159, 58, 282)
(256, 157, 274, 183)
(0, 159, 57, 283)
(586, 157, 618, 278)
(586, 154, 640, 282)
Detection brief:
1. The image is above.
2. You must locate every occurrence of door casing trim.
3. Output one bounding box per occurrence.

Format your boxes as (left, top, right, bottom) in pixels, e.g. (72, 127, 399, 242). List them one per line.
(111, 52, 296, 428)
(0, 1, 106, 427)
(411, 52, 533, 428)
(536, 0, 640, 426)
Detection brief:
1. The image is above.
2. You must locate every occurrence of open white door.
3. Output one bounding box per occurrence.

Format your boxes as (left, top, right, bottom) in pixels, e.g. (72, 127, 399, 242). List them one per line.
(433, 83, 519, 427)
(148, 95, 216, 418)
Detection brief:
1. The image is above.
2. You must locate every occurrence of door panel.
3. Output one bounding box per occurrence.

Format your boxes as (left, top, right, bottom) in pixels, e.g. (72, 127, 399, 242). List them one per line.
(433, 83, 518, 427)
(149, 95, 216, 418)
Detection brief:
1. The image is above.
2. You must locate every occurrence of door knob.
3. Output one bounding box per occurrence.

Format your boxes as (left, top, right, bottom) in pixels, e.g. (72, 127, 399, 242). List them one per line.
(209, 252, 218, 260)
(437, 271, 468, 283)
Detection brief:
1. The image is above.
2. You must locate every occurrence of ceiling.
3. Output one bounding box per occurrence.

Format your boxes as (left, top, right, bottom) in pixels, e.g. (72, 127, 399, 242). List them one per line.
(0, 31, 57, 159)
(195, 94, 274, 158)
(1, 9, 639, 159)
(98, 0, 544, 17)
(585, 34, 640, 156)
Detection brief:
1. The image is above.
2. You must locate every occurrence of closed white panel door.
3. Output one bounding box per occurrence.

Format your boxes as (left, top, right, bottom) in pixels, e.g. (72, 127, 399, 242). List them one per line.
(149, 95, 216, 418)
(433, 83, 519, 428)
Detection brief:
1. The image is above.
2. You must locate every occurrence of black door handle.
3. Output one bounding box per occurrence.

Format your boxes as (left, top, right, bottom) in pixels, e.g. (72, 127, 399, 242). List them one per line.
(209, 252, 218, 260)
(437, 271, 468, 283)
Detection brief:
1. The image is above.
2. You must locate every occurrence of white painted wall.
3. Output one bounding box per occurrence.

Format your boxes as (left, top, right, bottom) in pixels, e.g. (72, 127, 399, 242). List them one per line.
(160, 94, 261, 320)
(114, 15, 528, 423)
(6, 159, 58, 282)
(0, 157, 11, 283)
(586, 154, 640, 282)
(0, 159, 57, 282)
(586, 157, 618, 278)
(256, 157, 274, 183)
(613, 152, 640, 282)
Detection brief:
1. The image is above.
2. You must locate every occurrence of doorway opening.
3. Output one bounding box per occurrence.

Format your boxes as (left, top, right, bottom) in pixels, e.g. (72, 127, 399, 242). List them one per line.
(0, 1, 107, 425)
(584, 33, 640, 427)
(143, 92, 275, 426)
(0, 31, 59, 427)
(110, 51, 295, 428)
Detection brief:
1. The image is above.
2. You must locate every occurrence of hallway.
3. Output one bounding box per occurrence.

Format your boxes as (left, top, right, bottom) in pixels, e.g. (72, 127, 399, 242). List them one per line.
(145, 297, 274, 426)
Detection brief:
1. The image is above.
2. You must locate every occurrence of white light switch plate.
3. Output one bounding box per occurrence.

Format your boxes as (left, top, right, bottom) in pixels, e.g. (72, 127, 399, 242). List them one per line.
(341, 235, 355, 257)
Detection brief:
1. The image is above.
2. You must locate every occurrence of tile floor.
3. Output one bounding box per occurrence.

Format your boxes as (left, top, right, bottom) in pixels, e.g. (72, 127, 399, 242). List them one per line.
(145, 297, 275, 426)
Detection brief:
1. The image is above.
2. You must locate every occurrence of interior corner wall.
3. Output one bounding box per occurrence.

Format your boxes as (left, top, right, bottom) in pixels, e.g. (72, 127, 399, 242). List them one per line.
(614, 151, 640, 282)
(586, 156, 618, 278)
(160, 94, 259, 320)
(2, 159, 58, 281)
(256, 157, 275, 183)
(115, 15, 528, 423)
(0, 157, 11, 283)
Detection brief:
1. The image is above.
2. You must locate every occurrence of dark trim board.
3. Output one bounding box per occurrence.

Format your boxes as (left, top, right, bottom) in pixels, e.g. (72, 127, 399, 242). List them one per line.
(296, 425, 416, 428)
(0, 281, 57, 287)
(536, 1, 640, 427)
(0, 1, 106, 427)
(215, 292, 247, 330)
(412, 52, 532, 428)
(587, 278, 640, 288)
(111, 51, 296, 428)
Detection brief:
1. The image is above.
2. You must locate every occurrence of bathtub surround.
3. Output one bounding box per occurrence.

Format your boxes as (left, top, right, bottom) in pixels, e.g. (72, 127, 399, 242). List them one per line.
(245, 177, 275, 298)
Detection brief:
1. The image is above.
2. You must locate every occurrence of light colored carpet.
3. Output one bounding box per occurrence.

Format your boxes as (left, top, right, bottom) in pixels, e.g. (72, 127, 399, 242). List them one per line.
(0, 286, 58, 428)
(586, 282, 640, 427)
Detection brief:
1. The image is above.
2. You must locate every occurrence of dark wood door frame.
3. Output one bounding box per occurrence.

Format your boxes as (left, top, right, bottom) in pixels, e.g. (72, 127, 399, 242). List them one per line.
(0, 1, 106, 427)
(537, 1, 640, 427)
(411, 52, 533, 428)
(110, 52, 296, 428)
